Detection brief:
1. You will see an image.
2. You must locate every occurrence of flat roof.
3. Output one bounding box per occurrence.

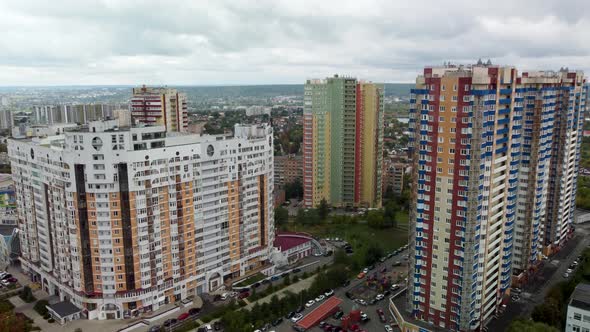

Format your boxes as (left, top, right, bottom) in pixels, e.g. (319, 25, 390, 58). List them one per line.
(570, 283, 590, 311)
(47, 301, 81, 318)
(297, 296, 342, 329)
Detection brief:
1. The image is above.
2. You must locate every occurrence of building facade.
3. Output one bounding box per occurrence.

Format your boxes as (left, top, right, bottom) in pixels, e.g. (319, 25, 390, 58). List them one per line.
(0, 109, 13, 130)
(566, 283, 590, 332)
(33, 104, 125, 125)
(9, 121, 274, 320)
(404, 64, 586, 331)
(274, 154, 302, 188)
(131, 86, 188, 132)
(303, 75, 383, 208)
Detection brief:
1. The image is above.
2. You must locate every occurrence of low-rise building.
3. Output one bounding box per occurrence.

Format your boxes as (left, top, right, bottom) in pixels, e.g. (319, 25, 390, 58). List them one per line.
(273, 232, 313, 264)
(566, 283, 590, 332)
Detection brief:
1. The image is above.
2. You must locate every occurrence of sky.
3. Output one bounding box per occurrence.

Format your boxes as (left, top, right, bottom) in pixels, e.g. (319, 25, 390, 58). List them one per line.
(1, 0, 589, 86)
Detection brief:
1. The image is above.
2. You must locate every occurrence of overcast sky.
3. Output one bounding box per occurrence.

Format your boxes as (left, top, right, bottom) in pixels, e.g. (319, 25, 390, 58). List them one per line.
(1, 0, 589, 86)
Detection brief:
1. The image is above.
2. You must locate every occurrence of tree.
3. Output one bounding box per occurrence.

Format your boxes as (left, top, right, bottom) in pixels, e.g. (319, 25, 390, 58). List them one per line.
(318, 199, 329, 221)
(274, 206, 288, 226)
(364, 243, 384, 266)
(19, 286, 35, 303)
(285, 178, 303, 199)
(507, 318, 558, 332)
(283, 274, 291, 286)
(531, 298, 562, 327)
(367, 210, 385, 229)
(295, 209, 305, 224)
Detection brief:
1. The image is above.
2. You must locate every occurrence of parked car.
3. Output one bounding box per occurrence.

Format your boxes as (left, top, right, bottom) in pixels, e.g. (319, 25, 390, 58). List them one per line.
(291, 313, 304, 322)
(342, 280, 351, 287)
(213, 321, 222, 331)
(6, 277, 17, 283)
(324, 289, 334, 297)
(357, 272, 366, 279)
(1, 274, 12, 280)
(362, 268, 369, 274)
(360, 312, 369, 322)
(391, 284, 400, 291)
(293, 268, 301, 273)
(286, 311, 295, 319)
(566, 268, 574, 274)
(163, 318, 177, 327)
(375, 294, 385, 301)
(177, 312, 190, 321)
(296, 305, 304, 313)
(306, 299, 315, 307)
(377, 309, 386, 322)
(272, 317, 283, 326)
(238, 291, 250, 299)
(270, 275, 280, 281)
(563, 272, 570, 278)
(148, 326, 161, 332)
(188, 308, 200, 316)
(315, 295, 325, 302)
(333, 310, 344, 319)
(384, 325, 394, 332)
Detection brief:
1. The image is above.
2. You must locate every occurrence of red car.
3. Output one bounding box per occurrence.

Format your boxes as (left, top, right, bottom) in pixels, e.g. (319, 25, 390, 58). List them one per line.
(377, 308, 386, 322)
(6, 277, 17, 283)
(178, 312, 190, 321)
(238, 291, 250, 299)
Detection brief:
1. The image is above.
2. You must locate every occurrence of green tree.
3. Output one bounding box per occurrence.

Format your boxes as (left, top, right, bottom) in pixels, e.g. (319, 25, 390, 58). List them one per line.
(283, 274, 291, 286)
(367, 210, 385, 229)
(364, 243, 384, 266)
(507, 318, 558, 332)
(274, 206, 288, 226)
(384, 200, 399, 228)
(19, 286, 35, 303)
(318, 199, 329, 221)
(531, 298, 562, 327)
(295, 209, 305, 224)
(285, 178, 303, 199)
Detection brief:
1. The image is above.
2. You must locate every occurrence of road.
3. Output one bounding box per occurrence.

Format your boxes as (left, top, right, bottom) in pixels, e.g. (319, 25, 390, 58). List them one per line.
(486, 221, 590, 331)
(271, 245, 409, 332)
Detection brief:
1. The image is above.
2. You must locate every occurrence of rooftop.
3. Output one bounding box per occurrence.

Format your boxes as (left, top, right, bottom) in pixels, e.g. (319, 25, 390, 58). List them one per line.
(273, 232, 311, 252)
(570, 283, 590, 311)
(47, 301, 82, 318)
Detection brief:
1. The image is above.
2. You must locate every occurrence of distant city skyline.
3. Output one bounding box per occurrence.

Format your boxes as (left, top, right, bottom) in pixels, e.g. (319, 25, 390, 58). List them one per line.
(1, 1, 590, 85)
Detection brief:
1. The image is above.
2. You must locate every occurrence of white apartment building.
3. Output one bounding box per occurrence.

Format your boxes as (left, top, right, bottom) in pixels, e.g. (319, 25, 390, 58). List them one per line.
(566, 283, 590, 332)
(8, 121, 274, 320)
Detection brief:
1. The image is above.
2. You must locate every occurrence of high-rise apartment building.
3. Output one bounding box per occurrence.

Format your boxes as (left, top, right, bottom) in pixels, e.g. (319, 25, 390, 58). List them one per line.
(0, 109, 13, 130)
(131, 86, 188, 132)
(398, 64, 586, 331)
(303, 75, 383, 208)
(9, 121, 274, 320)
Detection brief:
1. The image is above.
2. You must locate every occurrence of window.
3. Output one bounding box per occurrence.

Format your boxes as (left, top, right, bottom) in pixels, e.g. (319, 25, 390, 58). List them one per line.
(574, 313, 582, 321)
(451, 106, 457, 112)
(452, 95, 458, 101)
(440, 95, 445, 101)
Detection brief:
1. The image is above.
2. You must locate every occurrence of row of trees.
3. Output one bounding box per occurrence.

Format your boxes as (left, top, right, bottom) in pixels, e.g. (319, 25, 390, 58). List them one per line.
(219, 259, 352, 331)
(523, 248, 590, 329)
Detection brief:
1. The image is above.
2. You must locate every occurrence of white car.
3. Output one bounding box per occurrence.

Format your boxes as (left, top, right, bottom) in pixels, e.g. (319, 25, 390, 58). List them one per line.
(566, 268, 573, 274)
(305, 300, 315, 307)
(375, 294, 385, 301)
(315, 295, 325, 302)
(362, 268, 369, 274)
(324, 289, 334, 297)
(384, 325, 394, 332)
(291, 313, 304, 322)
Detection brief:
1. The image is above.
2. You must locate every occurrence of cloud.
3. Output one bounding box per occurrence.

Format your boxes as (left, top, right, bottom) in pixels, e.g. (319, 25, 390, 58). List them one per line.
(1, 0, 590, 85)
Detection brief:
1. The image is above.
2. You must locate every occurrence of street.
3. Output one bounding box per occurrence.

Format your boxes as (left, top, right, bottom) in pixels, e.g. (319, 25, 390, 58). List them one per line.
(270, 245, 409, 332)
(486, 221, 590, 331)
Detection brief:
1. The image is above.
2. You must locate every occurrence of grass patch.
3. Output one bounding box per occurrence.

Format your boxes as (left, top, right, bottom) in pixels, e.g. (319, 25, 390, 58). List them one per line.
(234, 273, 266, 287)
(283, 222, 408, 252)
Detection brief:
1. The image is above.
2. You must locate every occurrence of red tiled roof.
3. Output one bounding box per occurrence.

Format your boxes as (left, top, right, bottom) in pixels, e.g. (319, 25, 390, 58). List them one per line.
(273, 233, 311, 252)
(297, 296, 342, 329)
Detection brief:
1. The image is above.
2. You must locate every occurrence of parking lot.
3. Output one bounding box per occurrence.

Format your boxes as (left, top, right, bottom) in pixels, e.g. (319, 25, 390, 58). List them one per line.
(270, 244, 409, 332)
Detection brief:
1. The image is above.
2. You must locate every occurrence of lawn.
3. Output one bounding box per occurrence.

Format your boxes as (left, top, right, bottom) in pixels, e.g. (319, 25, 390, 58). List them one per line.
(283, 209, 409, 253)
(234, 272, 266, 287)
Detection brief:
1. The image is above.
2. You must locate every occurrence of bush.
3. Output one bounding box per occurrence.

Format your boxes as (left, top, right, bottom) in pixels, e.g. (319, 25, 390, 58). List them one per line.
(201, 315, 212, 323)
(33, 300, 49, 317)
(0, 299, 15, 313)
(19, 286, 36, 303)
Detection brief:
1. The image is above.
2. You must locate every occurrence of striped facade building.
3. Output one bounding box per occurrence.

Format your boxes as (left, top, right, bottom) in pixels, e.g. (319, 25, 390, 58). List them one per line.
(303, 75, 384, 208)
(403, 64, 585, 331)
(131, 86, 189, 132)
(8, 121, 274, 320)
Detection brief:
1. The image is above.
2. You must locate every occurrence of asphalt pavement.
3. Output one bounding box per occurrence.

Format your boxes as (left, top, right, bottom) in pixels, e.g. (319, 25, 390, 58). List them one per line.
(486, 222, 590, 332)
(271, 245, 409, 332)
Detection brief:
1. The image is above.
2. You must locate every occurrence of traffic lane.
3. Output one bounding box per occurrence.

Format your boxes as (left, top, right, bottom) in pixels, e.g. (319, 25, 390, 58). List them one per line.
(485, 231, 590, 332)
(272, 247, 409, 331)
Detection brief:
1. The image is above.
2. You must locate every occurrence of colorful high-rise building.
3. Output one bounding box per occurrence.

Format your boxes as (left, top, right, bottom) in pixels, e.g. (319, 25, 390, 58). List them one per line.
(9, 121, 274, 320)
(395, 63, 586, 332)
(131, 86, 188, 132)
(303, 75, 383, 208)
